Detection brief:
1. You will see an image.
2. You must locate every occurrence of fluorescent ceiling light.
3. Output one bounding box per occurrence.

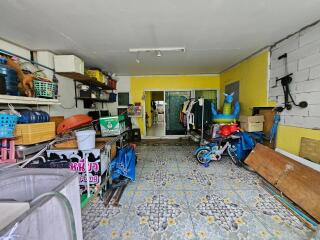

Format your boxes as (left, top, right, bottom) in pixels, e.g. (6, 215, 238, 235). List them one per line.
(129, 47, 185, 53)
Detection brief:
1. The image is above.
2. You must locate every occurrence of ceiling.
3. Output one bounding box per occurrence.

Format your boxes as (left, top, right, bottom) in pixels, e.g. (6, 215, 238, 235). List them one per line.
(1, 0, 320, 75)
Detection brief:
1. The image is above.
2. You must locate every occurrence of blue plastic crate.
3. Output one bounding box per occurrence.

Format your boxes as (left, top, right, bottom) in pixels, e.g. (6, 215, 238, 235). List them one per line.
(0, 113, 18, 138)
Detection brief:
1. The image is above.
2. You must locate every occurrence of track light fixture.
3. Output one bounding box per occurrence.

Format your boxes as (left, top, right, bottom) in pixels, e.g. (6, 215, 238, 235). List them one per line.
(129, 47, 185, 63)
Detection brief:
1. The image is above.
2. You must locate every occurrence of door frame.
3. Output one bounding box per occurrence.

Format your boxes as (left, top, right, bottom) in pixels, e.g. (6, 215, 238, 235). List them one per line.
(143, 88, 220, 138)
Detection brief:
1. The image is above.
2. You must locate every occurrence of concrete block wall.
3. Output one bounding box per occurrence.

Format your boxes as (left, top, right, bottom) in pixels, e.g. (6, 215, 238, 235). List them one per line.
(269, 22, 320, 129)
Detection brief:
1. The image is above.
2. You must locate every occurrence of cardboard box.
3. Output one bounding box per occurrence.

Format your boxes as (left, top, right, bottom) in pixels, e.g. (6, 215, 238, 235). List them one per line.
(239, 115, 264, 123)
(240, 115, 264, 132)
(99, 115, 125, 136)
(299, 137, 320, 164)
(241, 122, 264, 132)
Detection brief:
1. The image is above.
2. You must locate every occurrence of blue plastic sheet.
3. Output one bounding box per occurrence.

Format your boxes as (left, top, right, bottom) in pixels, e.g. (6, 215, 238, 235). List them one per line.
(110, 146, 136, 181)
(233, 131, 257, 161)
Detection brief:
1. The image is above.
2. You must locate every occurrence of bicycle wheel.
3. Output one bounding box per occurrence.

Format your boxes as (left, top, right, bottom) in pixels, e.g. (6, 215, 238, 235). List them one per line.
(227, 144, 241, 166)
(196, 149, 210, 164)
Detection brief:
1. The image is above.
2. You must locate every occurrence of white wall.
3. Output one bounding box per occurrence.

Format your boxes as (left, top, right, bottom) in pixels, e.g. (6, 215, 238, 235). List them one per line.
(269, 22, 320, 129)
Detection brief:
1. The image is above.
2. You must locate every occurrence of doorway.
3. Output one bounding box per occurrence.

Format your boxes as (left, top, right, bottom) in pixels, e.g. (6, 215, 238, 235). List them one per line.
(146, 91, 165, 137)
(165, 91, 191, 135)
(144, 89, 218, 137)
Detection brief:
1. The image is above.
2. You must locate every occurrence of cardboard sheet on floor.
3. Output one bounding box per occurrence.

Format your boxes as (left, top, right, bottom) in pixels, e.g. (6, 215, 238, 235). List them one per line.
(245, 143, 320, 222)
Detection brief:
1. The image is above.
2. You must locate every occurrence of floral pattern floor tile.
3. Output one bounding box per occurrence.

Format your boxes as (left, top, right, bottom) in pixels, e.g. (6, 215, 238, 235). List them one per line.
(82, 145, 313, 240)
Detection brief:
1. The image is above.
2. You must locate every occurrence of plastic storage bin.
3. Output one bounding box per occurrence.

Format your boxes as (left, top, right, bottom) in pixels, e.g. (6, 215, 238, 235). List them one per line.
(107, 78, 117, 89)
(54, 55, 84, 74)
(85, 70, 104, 83)
(0, 113, 18, 138)
(33, 80, 57, 98)
(108, 92, 117, 102)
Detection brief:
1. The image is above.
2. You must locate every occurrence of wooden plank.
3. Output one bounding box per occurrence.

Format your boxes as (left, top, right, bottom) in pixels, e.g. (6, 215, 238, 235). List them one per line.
(299, 137, 320, 164)
(57, 72, 115, 90)
(50, 116, 64, 134)
(245, 143, 320, 221)
(258, 109, 275, 134)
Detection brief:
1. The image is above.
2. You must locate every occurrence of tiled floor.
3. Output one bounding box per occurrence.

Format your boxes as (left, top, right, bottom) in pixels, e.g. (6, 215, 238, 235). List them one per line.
(82, 145, 315, 240)
(146, 122, 165, 137)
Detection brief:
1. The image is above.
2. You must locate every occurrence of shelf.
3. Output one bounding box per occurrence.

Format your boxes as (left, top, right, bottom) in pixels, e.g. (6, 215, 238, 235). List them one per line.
(57, 72, 116, 90)
(76, 97, 116, 103)
(0, 95, 60, 105)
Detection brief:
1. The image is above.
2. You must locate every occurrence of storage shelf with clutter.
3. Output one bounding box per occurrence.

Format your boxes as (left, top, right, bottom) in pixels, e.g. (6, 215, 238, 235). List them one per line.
(0, 50, 135, 210)
(74, 81, 117, 108)
(56, 62, 118, 108)
(58, 72, 115, 90)
(0, 49, 59, 103)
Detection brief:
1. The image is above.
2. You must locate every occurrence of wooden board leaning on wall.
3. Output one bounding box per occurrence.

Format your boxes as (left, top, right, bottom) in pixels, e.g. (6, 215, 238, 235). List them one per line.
(245, 144, 320, 222)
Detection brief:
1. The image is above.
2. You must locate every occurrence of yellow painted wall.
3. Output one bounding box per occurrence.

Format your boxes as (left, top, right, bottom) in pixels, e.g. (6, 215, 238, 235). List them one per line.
(220, 50, 320, 155)
(130, 75, 220, 135)
(145, 91, 152, 128)
(220, 50, 275, 115)
(277, 125, 320, 155)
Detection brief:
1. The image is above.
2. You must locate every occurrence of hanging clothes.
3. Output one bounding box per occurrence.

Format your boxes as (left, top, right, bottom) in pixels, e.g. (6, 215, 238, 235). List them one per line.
(185, 99, 196, 130)
(191, 99, 212, 129)
(182, 100, 189, 113)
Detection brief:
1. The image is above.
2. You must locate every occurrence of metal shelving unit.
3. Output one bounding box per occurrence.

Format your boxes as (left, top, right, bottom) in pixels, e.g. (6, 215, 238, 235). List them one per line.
(0, 95, 60, 105)
(81, 130, 129, 209)
(72, 80, 116, 108)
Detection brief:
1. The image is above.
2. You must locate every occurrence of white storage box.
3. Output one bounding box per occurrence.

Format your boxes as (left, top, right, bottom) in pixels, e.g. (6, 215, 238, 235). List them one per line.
(54, 55, 84, 74)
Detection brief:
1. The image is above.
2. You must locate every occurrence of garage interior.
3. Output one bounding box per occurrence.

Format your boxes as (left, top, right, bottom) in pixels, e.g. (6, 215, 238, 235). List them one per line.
(0, 1, 320, 239)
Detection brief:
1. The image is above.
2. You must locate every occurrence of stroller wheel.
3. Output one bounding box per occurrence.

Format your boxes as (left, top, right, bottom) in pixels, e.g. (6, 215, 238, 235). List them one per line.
(196, 149, 210, 164)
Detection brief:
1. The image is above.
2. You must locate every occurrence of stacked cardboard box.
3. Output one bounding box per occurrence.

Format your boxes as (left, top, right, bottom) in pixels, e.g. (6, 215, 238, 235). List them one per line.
(239, 115, 264, 132)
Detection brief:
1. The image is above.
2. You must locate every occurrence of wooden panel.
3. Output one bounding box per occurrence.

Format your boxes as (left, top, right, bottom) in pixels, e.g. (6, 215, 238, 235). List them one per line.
(258, 109, 275, 134)
(15, 122, 56, 145)
(57, 72, 115, 90)
(299, 137, 320, 164)
(54, 139, 78, 149)
(50, 116, 64, 134)
(245, 143, 320, 221)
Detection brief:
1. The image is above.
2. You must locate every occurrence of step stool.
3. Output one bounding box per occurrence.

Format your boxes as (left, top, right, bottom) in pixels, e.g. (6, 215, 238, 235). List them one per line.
(0, 138, 16, 164)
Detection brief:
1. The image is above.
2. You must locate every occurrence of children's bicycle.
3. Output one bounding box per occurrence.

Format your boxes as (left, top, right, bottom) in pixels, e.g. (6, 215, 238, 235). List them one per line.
(194, 135, 241, 165)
